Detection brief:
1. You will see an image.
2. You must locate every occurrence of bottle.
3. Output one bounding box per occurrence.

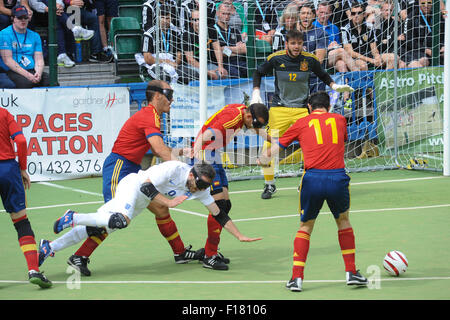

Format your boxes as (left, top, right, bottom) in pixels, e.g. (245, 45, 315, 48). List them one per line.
(74, 40, 82, 63)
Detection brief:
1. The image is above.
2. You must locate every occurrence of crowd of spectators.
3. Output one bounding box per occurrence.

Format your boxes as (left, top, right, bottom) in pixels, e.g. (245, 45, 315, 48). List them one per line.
(0, 0, 446, 88)
(138, 0, 445, 88)
(0, 0, 115, 88)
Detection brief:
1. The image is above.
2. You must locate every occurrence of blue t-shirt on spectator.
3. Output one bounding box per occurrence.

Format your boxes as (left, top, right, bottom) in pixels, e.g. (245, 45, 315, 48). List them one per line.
(313, 19, 341, 46)
(0, 25, 42, 71)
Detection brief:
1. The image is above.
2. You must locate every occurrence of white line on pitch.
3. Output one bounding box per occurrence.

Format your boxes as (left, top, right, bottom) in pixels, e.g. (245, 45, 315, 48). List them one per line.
(1, 276, 450, 285)
(1, 176, 445, 217)
(229, 176, 445, 194)
(232, 203, 450, 222)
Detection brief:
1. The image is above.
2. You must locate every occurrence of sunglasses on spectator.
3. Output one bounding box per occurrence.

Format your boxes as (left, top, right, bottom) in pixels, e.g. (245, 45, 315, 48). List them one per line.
(191, 168, 211, 190)
(147, 86, 174, 101)
(192, 18, 199, 21)
(351, 11, 364, 16)
(16, 16, 29, 20)
(420, 1, 432, 4)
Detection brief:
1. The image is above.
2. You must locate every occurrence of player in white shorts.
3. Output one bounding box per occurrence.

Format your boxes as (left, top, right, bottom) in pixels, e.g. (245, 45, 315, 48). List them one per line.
(38, 161, 262, 268)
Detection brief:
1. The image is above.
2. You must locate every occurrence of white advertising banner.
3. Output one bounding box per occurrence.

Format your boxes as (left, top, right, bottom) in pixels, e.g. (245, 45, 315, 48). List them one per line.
(2, 87, 130, 182)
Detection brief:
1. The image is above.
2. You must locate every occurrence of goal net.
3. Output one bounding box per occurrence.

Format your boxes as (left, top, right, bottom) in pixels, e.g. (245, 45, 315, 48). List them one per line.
(46, 0, 444, 180)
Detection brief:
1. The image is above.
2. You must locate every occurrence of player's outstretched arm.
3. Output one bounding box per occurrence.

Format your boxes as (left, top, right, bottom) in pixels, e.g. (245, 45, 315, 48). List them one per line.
(153, 194, 188, 208)
(206, 203, 262, 242)
(141, 180, 188, 208)
(223, 220, 263, 242)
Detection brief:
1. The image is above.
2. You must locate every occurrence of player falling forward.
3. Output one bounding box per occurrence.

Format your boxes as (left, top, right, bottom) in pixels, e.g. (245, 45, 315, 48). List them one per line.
(38, 161, 262, 269)
(258, 91, 367, 292)
(192, 102, 270, 270)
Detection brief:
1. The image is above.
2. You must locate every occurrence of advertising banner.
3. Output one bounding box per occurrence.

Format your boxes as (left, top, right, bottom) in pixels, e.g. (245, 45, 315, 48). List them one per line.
(374, 67, 444, 153)
(2, 87, 130, 182)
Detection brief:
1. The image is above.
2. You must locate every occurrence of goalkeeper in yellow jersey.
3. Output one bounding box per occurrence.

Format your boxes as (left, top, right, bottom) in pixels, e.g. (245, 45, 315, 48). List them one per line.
(251, 29, 354, 199)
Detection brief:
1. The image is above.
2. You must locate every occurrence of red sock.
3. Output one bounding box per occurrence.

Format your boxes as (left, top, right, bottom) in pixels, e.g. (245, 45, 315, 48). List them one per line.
(19, 235, 39, 272)
(75, 233, 108, 257)
(156, 214, 185, 254)
(338, 227, 356, 273)
(13, 215, 39, 272)
(204, 213, 222, 257)
(291, 230, 310, 280)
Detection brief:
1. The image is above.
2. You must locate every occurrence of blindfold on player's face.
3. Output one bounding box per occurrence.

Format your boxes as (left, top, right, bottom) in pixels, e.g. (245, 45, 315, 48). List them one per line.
(147, 86, 174, 101)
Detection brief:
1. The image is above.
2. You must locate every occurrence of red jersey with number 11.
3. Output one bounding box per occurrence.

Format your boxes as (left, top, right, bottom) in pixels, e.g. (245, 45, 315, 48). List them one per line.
(278, 110, 347, 170)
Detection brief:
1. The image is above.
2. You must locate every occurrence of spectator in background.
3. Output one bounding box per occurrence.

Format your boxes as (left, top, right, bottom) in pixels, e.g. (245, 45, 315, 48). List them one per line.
(212, 2, 247, 78)
(313, 1, 358, 73)
(296, 3, 327, 92)
(401, 0, 444, 68)
(141, 6, 182, 84)
(375, 1, 406, 69)
(328, 0, 353, 29)
(94, 0, 117, 59)
(218, 0, 248, 43)
(143, 0, 179, 33)
(272, 4, 298, 52)
(63, 0, 111, 62)
(28, 0, 94, 68)
(0, 0, 33, 30)
(341, 2, 379, 71)
(179, 0, 216, 33)
(0, 5, 50, 87)
(178, 9, 226, 84)
(365, 0, 382, 28)
(254, 0, 279, 45)
(0, 68, 15, 87)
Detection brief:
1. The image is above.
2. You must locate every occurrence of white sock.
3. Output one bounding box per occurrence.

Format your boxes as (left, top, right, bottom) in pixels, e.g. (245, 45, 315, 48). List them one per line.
(265, 180, 275, 185)
(73, 211, 111, 228)
(50, 226, 88, 252)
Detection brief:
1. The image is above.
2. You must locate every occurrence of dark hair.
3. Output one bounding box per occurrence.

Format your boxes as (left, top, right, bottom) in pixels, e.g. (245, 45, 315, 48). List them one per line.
(249, 103, 269, 126)
(307, 91, 330, 111)
(351, 1, 366, 10)
(160, 4, 172, 17)
(145, 79, 168, 101)
(299, 3, 316, 15)
(193, 162, 216, 181)
(286, 29, 304, 42)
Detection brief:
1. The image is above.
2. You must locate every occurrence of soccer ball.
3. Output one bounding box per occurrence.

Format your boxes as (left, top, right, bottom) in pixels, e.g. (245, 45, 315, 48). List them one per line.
(383, 251, 408, 276)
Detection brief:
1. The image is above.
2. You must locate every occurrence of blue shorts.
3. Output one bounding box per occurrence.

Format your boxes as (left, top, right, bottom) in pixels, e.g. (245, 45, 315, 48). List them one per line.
(211, 163, 228, 195)
(0, 159, 26, 213)
(102, 153, 141, 202)
(95, 0, 119, 17)
(298, 168, 350, 222)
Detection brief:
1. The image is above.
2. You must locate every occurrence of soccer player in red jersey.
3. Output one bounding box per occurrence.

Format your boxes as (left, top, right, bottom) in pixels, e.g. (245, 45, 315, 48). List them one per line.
(192, 102, 271, 270)
(0, 107, 52, 288)
(42, 80, 197, 276)
(259, 91, 368, 291)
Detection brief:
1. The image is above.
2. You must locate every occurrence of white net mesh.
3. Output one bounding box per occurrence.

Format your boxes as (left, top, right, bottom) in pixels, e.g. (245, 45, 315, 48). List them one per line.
(46, 0, 444, 179)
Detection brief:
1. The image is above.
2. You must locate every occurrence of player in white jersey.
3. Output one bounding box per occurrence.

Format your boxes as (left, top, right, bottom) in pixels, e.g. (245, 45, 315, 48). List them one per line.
(38, 161, 262, 267)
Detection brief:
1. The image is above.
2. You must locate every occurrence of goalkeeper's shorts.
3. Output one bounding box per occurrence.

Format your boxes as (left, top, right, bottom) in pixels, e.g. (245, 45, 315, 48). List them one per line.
(298, 168, 350, 222)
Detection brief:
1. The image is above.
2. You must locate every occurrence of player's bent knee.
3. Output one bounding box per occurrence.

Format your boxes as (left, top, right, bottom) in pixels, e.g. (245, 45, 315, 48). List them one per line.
(86, 226, 108, 237)
(108, 212, 129, 229)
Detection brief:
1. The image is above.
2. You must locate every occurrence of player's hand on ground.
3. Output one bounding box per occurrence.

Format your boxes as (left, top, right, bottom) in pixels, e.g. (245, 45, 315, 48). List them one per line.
(238, 235, 263, 242)
(167, 195, 188, 208)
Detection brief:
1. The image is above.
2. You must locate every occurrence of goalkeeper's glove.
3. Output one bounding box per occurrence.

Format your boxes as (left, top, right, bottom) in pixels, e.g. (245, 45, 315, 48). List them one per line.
(250, 88, 263, 104)
(331, 83, 355, 93)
